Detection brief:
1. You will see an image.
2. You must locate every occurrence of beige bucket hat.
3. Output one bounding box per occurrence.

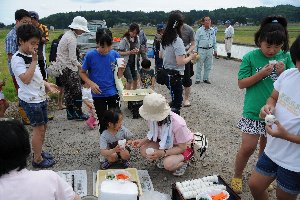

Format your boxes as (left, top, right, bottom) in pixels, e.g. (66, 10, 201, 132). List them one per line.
(68, 16, 90, 32)
(139, 93, 171, 121)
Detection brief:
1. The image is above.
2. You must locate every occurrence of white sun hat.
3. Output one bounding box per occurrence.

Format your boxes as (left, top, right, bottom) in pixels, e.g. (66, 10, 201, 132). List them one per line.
(68, 16, 90, 33)
(139, 93, 171, 121)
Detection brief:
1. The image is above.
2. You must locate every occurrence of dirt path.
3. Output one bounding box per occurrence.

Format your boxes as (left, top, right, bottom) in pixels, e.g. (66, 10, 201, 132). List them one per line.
(8, 58, 278, 199)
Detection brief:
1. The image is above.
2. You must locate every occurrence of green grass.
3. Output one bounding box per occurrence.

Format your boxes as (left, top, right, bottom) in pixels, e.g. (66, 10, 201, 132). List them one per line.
(1, 25, 300, 102)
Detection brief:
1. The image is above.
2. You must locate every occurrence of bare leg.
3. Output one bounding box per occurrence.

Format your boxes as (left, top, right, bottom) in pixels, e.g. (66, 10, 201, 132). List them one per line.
(164, 154, 185, 171)
(248, 169, 274, 200)
(183, 87, 191, 106)
(32, 125, 46, 163)
(57, 87, 65, 110)
(132, 80, 138, 90)
(126, 82, 133, 90)
(276, 186, 298, 200)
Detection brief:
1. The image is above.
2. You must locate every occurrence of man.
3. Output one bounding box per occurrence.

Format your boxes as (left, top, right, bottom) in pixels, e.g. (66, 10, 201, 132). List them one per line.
(5, 9, 31, 124)
(195, 16, 217, 84)
(224, 20, 234, 59)
(29, 11, 49, 80)
(138, 28, 148, 60)
(181, 23, 195, 107)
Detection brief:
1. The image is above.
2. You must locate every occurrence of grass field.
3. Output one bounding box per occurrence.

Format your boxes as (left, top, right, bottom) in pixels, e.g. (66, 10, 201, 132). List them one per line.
(1, 25, 299, 101)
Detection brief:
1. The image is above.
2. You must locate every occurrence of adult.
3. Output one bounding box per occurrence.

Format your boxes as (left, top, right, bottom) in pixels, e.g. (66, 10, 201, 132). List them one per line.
(29, 11, 49, 80)
(181, 23, 195, 107)
(118, 23, 141, 90)
(224, 20, 234, 59)
(0, 119, 81, 200)
(159, 10, 197, 115)
(132, 93, 194, 176)
(55, 16, 89, 120)
(139, 28, 148, 60)
(153, 24, 165, 71)
(195, 16, 217, 84)
(5, 9, 31, 125)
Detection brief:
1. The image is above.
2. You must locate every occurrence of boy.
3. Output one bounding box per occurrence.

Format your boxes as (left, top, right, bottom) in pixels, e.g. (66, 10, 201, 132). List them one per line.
(11, 24, 58, 168)
(139, 59, 155, 90)
(0, 78, 9, 117)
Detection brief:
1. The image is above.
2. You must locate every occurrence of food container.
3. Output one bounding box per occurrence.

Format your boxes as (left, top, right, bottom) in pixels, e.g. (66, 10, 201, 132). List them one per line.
(121, 89, 154, 102)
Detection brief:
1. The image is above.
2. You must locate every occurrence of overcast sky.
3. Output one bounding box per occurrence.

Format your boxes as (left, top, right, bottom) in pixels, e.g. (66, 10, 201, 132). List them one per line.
(1, 0, 299, 25)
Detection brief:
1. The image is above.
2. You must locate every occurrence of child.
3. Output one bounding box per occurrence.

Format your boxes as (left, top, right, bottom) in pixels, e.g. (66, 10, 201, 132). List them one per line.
(49, 34, 65, 110)
(139, 59, 155, 90)
(80, 28, 125, 134)
(248, 35, 300, 200)
(0, 78, 9, 118)
(11, 24, 58, 168)
(82, 81, 98, 129)
(230, 16, 294, 193)
(99, 109, 133, 169)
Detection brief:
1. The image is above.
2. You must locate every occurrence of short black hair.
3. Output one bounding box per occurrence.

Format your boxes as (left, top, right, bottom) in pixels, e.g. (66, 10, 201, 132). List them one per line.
(102, 108, 122, 130)
(290, 35, 300, 65)
(141, 59, 151, 69)
(15, 9, 30, 21)
(96, 28, 112, 46)
(17, 24, 41, 46)
(0, 119, 31, 177)
(254, 16, 289, 52)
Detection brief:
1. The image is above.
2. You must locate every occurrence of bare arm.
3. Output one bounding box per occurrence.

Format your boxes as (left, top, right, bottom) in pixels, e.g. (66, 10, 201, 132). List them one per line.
(19, 51, 38, 84)
(151, 76, 156, 90)
(79, 69, 101, 94)
(260, 90, 279, 118)
(7, 53, 13, 61)
(73, 194, 81, 200)
(186, 41, 196, 55)
(176, 53, 197, 66)
(266, 120, 300, 144)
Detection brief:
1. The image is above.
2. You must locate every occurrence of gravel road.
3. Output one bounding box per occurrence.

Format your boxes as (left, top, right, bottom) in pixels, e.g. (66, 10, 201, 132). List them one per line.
(6, 58, 279, 199)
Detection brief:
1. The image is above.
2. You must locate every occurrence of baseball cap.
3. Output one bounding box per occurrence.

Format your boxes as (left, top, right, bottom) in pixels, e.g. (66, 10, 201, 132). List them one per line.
(29, 11, 39, 20)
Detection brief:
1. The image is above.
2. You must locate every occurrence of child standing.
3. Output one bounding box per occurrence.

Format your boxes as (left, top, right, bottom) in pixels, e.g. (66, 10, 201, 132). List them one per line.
(100, 109, 133, 169)
(139, 59, 155, 90)
(0, 78, 9, 118)
(11, 24, 58, 168)
(82, 81, 98, 129)
(231, 16, 294, 193)
(248, 35, 300, 200)
(80, 28, 125, 134)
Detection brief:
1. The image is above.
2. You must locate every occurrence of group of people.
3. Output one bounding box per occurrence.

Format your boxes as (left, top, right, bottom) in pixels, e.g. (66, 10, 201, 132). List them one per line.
(0, 7, 299, 200)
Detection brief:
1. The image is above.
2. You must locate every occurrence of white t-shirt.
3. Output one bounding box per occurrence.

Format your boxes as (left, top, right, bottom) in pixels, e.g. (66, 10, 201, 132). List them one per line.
(11, 51, 46, 103)
(0, 169, 76, 200)
(265, 68, 300, 172)
(82, 87, 93, 103)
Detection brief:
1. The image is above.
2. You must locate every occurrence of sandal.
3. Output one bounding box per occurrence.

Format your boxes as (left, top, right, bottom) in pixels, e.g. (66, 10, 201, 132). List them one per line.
(41, 151, 54, 160)
(230, 178, 242, 194)
(32, 158, 55, 168)
(101, 159, 111, 169)
(173, 162, 188, 176)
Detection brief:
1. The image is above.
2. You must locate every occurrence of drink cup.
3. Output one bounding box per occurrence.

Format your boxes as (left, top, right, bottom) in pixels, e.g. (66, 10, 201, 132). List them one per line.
(118, 139, 126, 150)
(145, 147, 155, 155)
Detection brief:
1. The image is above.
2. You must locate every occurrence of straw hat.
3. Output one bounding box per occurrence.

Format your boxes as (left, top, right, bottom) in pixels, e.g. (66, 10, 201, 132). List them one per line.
(68, 16, 90, 33)
(139, 93, 171, 121)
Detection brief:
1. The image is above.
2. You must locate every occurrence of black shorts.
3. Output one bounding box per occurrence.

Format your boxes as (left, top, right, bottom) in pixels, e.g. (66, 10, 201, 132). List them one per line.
(182, 61, 193, 87)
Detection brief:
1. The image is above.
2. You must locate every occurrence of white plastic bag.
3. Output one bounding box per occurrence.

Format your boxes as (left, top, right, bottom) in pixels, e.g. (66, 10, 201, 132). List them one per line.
(140, 191, 171, 200)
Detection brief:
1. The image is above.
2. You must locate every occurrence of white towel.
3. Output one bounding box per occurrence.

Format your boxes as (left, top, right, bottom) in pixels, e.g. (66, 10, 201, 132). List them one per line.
(147, 120, 173, 149)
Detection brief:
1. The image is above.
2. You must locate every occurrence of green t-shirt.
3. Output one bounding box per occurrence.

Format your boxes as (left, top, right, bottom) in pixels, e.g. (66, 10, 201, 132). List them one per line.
(238, 49, 294, 120)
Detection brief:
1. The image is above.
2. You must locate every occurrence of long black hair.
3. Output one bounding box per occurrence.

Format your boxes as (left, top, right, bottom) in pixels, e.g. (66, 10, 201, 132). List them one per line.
(0, 119, 31, 177)
(254, 16, 289, 52)
(123, 23, 140, 43)
(96, 28, 113, 46)
(161, 10, 184, 48)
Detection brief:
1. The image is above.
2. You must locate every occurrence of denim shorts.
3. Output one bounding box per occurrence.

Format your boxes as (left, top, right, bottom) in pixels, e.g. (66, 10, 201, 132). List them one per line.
(19, 99, 48, 127)
(256, 152, 300, 195)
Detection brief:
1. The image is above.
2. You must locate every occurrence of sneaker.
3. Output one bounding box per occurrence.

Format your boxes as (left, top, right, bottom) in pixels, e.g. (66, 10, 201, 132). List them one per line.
(74, 110, 89, 121)
(195, 81, 201, 84)
(203, 80, 211, 84)
(156, 158, 164, 169)
(173, 162, 188, 176)
(122, 159, 131, 168)
(230, 177, 242, 194)
(32, 158, 55, 168)
(101, 159, 111, 169)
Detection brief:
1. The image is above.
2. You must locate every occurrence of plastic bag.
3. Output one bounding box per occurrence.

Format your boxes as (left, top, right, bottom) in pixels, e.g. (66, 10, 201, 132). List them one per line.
(140, 191, 171, 200)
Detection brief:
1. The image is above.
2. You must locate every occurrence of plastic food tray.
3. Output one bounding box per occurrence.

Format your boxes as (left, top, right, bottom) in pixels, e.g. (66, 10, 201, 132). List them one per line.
(171, 175, 241, 200)
(95, 168, 143, 197)
(121, 89, 154, 102)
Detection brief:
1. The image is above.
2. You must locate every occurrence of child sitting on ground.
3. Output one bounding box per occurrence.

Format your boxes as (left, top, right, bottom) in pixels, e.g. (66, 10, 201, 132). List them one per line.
(100, 109, 133, 169)
(139, 59, 155, 90)
(82, 81, 98, 129)
(0, 78, 9, 118)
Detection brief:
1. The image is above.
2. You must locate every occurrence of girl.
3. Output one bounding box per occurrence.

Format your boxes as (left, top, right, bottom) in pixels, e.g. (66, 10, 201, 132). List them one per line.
(159, 10, 197, 115)
(99, 109, 133, 169)
(80, 28, 125, 134)
(82, 81, 98, 129)
(248, 35, 300, 200)
(231, 16, 294, 193)
(118, 23, 141, 90)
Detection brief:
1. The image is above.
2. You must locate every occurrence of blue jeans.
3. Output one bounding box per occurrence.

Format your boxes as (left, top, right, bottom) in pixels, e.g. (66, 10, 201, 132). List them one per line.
(256, 152, 300, 195)
(19, 99, 48, 127)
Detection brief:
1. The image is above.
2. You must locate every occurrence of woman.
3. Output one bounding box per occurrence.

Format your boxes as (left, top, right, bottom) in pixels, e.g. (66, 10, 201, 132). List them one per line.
(132, 93, 194, 176)
(56, 16, 89, 120)
(159, 10, 197, 115)
(118, 23, 141, 90)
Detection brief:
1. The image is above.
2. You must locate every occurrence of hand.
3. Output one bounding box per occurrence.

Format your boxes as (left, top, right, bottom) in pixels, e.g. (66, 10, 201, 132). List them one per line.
(45, 82, 59, 94)
(259, 64, 273, 77)
(113, 145, 122, 153)
(146, 149, 163, 161)
(259, 104, 274, 119)
(274, 61, 285, 75)
(131, 139, 145, 148)
(89, 82, 101, 94)
(31, 48, 38, 61)
(265, 121, 288, 139)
